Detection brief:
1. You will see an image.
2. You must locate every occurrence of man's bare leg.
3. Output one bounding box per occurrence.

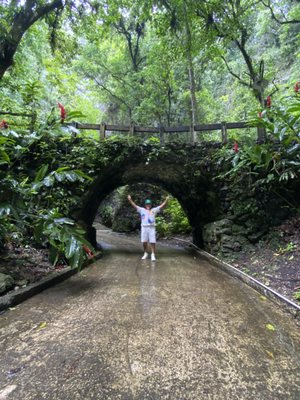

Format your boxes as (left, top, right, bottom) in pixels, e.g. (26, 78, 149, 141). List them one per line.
(150, 243, 156, 261)
(141, 242, 149, 259)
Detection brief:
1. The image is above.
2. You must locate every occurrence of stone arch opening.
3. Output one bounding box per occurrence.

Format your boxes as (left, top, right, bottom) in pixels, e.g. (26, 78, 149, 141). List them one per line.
(94, 183, 191, 238)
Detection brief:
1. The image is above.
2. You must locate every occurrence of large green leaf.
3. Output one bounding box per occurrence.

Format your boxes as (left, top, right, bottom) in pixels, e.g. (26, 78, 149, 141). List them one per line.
(74, 170, 93, 181)
(65, 236, 80, 259)
(0, 149, 10, 163)
(53, 217, 74, 225)
(69, 246, 85, 269)
(65, 171, 78, 182)
(34, 164, 49, 182)
(43, 175, 55, 187)
(56, 166, 71, 173)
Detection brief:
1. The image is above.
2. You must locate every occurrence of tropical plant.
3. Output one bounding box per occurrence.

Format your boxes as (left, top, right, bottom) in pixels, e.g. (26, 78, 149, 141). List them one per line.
(34, 209, 93, 268)
(215, 87, 300, 215)
(0, 122, 95, 269)
(156, 197, 191, 236)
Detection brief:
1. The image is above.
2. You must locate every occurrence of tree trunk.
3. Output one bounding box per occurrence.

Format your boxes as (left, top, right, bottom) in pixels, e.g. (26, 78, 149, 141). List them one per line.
(187, 55, 198, 127)
(183, 5, 199, 133)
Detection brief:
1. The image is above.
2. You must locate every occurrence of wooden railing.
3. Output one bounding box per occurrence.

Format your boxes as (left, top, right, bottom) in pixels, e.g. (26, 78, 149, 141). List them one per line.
(0, 111, 265, 144)
(67, 121, 265, 144)
(0, 110, 37, 132)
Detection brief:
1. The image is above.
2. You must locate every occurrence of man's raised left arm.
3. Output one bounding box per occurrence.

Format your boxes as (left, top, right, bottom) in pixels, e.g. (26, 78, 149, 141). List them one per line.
(159, 195, 169, 209)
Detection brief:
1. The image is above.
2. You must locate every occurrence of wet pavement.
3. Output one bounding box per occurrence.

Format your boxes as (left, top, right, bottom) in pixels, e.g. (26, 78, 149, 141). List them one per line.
(0, 230, 300, 400)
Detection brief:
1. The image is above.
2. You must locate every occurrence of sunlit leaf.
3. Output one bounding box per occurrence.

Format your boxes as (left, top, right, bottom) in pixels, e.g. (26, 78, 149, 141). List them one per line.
(43, 175, 55, 187)
(37, 322, 47, 329)
(0, 204, 12, 216)
(53, 217, 74, 225)
(266, 350, 274, 358)
(266, 323, 276, 332)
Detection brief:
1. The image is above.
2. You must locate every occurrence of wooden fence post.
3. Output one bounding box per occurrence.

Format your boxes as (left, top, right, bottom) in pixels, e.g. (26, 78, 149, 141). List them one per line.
(100, 123, 106, 140)
(129, 123, 135, 136)
(221, 121, 228, 144)
(257, 126, 266, 143)
(71, 122, 78, 138)
(190, 124, 196, 144)
(159, 126, 165, 145)
(29, 111, 37, 133)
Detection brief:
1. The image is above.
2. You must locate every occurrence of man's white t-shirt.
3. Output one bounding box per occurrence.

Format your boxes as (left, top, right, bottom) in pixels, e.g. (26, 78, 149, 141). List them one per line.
(136, 206, 161, 226)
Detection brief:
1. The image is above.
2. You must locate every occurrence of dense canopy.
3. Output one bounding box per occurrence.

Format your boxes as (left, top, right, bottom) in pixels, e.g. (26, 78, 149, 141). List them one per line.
(1, 0, 299, 126)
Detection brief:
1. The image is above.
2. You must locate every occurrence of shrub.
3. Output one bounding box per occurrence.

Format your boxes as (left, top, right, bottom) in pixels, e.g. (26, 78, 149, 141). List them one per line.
(156, 198, 191, 236)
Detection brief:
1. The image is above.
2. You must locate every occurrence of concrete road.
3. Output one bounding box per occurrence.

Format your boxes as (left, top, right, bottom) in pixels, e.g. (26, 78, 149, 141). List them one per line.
(0, 230, 300, 400)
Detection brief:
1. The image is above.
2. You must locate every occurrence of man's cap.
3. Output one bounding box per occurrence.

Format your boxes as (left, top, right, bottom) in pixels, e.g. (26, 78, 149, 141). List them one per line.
(145, 199, 152, 205)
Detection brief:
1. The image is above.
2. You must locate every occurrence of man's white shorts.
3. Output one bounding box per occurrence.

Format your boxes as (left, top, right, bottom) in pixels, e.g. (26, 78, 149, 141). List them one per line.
(141, 226, 156, 243)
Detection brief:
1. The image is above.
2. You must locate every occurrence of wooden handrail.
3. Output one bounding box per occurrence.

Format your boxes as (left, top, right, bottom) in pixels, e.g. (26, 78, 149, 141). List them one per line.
(0, 111, 33, 118)
(1, 111, 262, 142)
(68, 121, 253, 133)
(0, 110, 37, 133)
(66, 120, 261, 144)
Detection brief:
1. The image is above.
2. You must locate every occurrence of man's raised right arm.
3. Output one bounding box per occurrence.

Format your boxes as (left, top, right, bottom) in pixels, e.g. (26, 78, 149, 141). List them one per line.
(127, 195, 138, 210)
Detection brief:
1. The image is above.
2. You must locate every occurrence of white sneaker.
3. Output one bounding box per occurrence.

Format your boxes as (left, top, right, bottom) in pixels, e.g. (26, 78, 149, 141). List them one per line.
(141, 252, 148, 260)
(151, 253, 156, 261)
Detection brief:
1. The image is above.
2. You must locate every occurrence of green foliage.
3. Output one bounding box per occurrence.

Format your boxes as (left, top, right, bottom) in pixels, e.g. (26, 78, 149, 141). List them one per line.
(0, 124, 95, 269)
(156, 198, 191, 236)
(100, 205, 114, 227)
(293, 291, 300, 302)
(214, 90, 300, 233)
(214, 91, 300, 220)
(247, 94, 300, 185)
(277, 242, 297, 255)
(1, 0, 300, 133)
(34, 209, 92, 269)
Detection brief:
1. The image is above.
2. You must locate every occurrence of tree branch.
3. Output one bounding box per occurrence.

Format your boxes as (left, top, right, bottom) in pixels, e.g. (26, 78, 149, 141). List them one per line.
(261, 0, 300, 24)
(83, 71, 132, 114)
(235, 36, 256, 80)
(269, 79, 279, 96)
(95, 60, 135, 90)
(221, 56, 250, 87)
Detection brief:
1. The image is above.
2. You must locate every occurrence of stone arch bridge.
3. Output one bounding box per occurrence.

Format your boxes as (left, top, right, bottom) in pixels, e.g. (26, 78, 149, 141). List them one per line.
(76, 141, 226, 249)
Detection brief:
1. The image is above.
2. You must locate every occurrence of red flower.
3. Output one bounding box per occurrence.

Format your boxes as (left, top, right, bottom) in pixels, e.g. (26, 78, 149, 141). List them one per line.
(0, 120, 8, 129)
(266, 96, 271, 108)
(294, 82, 300, 93)
(58, 103, 67, 123)
(233, 141, 239, 153)
(82, 244, 94, 260)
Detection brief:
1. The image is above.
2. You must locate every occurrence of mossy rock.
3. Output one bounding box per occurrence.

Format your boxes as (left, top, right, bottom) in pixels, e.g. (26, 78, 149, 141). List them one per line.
(0, 272, 14, 294)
